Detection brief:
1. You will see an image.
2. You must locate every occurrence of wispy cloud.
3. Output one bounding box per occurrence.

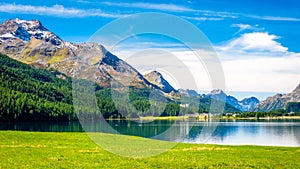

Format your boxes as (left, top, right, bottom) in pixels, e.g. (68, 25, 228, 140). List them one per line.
(100, 1, 300, 22)
(217, 12, 300, 22)
(250, 15, 300, 21)
(102, 2, 194, 12)
(0, 3, 124, 18)
(231, 24, 263, 35)
(20, 0, 291, 22)
(232, 24, 254, 34)
(182, 16, 224, 21)
(101, 1, 237, 19)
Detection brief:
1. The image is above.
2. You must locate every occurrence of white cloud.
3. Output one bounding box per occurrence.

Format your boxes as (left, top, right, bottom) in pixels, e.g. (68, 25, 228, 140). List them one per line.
(215, 32, 300, 93)
(219, 32, 288, 53)
(221, 54, 300, 93)
(102, 2, 193, 12)
(0, 3, 124, 18)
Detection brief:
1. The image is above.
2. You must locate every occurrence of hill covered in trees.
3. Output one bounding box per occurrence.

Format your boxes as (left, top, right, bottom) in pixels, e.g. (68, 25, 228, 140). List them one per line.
(0, 53, 239, 121)
(0, 53, 75, 121)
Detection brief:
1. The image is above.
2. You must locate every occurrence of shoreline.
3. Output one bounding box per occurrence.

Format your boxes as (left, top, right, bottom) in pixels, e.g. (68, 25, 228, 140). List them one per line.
(106, 115, 300, 121)
(222, 116, 300, 120)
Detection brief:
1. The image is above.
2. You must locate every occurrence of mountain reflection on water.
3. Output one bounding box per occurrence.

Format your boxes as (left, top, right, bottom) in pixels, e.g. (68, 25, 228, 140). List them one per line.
(1, 119, 300, 146)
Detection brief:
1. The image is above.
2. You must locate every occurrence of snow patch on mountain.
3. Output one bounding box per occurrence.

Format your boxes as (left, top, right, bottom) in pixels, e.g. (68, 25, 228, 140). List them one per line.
(0, 18, 72, 48)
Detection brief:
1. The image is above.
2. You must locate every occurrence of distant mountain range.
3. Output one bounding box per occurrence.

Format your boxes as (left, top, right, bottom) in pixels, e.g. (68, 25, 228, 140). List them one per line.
(202, 81, 300, 113)
(204, 89, 260, 111)
(254, 84, 300, 112)
(0, 18, 299, 113)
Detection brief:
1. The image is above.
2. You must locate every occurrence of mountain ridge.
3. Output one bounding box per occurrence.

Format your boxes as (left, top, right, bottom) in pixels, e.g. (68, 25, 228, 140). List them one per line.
(0, 18, 154, 89)
(254, 84, 300, 112)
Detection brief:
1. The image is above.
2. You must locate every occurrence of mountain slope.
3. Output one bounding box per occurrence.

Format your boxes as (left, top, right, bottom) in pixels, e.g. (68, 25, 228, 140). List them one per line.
(0, 18, 151, 89)
(254, 84, 300, 112)
(0, 53, 179, 121)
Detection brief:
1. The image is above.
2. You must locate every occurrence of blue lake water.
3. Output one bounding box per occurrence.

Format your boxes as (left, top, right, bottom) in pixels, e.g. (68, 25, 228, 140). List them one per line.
(1, 119, 300, 147)
(186, 121, 300, 147)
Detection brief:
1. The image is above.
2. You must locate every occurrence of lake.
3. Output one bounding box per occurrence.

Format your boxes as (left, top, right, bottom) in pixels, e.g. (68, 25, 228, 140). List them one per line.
(1, 119, 300, 147)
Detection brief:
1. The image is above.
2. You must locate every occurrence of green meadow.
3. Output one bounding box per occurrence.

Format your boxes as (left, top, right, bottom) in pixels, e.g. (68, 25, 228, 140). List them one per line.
(1, 131, 300, 168)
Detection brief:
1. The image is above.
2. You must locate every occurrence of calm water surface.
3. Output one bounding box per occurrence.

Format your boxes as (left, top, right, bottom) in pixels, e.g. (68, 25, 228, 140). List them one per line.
(1, 119, 300, 147)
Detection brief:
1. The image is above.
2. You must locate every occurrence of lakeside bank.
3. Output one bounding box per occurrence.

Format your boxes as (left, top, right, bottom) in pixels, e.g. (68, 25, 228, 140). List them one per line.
(0, 131, 299, 168)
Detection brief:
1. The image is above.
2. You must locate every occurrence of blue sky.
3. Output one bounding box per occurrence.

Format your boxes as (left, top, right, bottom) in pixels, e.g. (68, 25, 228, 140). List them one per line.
(0, 0, 300, 100)
(0, 0, 299, 50)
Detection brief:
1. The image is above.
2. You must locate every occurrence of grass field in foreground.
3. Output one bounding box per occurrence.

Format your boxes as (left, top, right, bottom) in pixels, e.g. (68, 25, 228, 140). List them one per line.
(0, 131, 300, 168)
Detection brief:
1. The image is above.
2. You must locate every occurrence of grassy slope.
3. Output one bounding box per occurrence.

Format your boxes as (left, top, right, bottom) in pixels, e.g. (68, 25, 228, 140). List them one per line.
(0, 131, 299, 168)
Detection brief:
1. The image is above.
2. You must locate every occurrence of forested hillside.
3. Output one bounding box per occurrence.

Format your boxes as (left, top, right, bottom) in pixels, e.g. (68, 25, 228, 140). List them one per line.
(0, 53, 75, 121)
(0, 53, 238, 121)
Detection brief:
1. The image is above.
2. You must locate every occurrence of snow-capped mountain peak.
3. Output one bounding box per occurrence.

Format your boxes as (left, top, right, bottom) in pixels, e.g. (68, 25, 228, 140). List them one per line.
(14, 18, 46, 31)
(0, 18, 64, 46)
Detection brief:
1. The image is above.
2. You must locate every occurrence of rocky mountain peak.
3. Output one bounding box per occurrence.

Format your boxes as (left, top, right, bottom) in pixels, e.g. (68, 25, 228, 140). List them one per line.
(145, 71, 163, 80)
(0, 18, 63, 46)
(241, 97, 260, 105)
(210, 89, 225, 95)
(14, 18, 46, 32)
(178, 89, 200, 97)
(143, 71, 176, 93)
(205, 89, 227, 103)
(151, 70, 161, 75)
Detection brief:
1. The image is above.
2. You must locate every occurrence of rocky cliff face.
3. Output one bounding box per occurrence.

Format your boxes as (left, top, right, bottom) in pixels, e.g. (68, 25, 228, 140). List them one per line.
(254, 84, 300, 112)
(0, 18, 150, 88)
